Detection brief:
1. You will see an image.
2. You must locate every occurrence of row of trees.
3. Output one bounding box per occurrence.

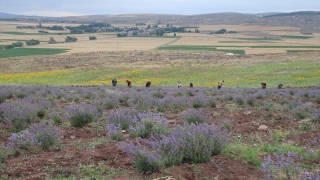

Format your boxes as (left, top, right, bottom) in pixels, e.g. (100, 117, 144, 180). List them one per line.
(25, 39, 40, 46)
(3, 41, 24, 50)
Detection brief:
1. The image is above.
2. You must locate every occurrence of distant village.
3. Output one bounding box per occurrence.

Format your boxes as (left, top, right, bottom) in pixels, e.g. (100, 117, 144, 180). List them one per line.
(15, 22, 230, 37)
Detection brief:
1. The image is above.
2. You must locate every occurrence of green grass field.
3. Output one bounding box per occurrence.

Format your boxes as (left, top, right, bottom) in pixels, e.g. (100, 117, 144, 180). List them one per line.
(1, 59, 319, 87)
(129, 36, 180, 38)
(237, 38, 281, 41)
(159, 45, 320, 51)
(0, 48, 69, 58)
(287, 50, 320, 53)
(2, 31, 69, 35)
(281, 35, 314, 39)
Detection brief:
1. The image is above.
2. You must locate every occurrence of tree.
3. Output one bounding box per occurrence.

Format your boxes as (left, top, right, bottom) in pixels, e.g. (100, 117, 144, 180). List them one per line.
(12, 41, 23, 47)
(65, 36, 78, 42)
(174, 33, 176, 36)
(215, 28, 227, 34)
(48, 37, 57, 44)
(117, 33, 128, 37)
(39, 22, 42, 28)
(195, 28, 200, 33)
(89, 36, 97, 40)
(25, 39, 40, 46)
(4, 44, 14, 50)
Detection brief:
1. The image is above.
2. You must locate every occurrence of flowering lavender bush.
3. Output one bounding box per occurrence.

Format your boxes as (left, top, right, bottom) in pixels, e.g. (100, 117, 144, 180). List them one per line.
(261, 150, 303, 180)
(122, 123, 229, 172)
(66, 104, 100, 127)
(7, 123, 62, 150)
(128, 112, 170, 138)
(106, 123, 124, 141)
(182, 108, 210, 124)
(122, 138, 164, 173)
(107, 108, 138, 130)
(0, 96, 51, 131)
(311, 112, 320, 124)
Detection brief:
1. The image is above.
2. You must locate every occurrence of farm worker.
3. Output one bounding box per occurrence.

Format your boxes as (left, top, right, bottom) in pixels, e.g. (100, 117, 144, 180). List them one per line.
(126, 80, 132, 88)
(112, 78, 117, 87)
(218, 80, 224, 90)
(177, 81, 182, 88)
(278, 83, 283, 89)
(261, 82, 267, 89)
(146, 81, 151, 88)
(189, 82, 193, 88)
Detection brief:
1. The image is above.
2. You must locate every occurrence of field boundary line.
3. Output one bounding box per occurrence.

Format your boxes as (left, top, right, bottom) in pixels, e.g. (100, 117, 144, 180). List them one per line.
(152, 36, 182, 50)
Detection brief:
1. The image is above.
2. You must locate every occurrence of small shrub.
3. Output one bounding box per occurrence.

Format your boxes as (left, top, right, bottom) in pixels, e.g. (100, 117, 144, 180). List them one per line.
(247, 98, 255, 107)
(176, 92, 184, 97)
(235, 98, 244, 106)
(70, 113, 94, 128)
(17, 93, 27, 99)
(311, 112, 320, 124)
(227, 95, 233, 101)
(186, 90, 195, 97)
(37, 108, 46, 117)
(153, 92, 165, 99)
(0, 145, 9, 163)
(182, 109, 209, 125)
(7, 123, 62, 150)
(53, 116, 62, 125)
(106, 124, 123, 141)
(299, 124, 312, 131)
(256, 94, 263, 99)
(0, 96, 5, 104)
(156, 105, 166, 112)
(290, 90, 295, 95)
(294, 110, 309, 120)
(207, 100, 216, 108)
(192, 99, 205, 109)
(66, 104, 100, 128)
(129, 118, 154, 138)
(105, 102, 116, 110)
(316, 97, 320, 104)
(108, 108, 138, 130)
(28, 123, 62, 150)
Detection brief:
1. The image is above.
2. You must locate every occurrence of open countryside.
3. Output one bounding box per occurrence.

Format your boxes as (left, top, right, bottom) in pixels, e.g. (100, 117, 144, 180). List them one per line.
(0, 8, 320, 180)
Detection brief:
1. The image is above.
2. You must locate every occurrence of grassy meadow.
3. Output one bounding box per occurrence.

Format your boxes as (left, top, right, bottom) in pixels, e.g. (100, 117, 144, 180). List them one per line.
(0, 48, 69, 58)
(0, 59, 319, 87)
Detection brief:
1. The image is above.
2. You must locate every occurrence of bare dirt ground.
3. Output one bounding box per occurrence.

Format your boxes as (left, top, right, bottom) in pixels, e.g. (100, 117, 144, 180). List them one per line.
(0, 50, 319, 74)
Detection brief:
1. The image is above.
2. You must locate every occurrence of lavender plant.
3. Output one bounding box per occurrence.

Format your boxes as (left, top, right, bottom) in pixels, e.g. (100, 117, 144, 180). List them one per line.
(261, 150, 303, 180)
(122, 123, 229, 172)
(7, 123, 62, 150)
(107, 108, 138, 130)
(182, 108, 210, 124)
(66, 104, 100, 127)
(106, 123, 124, 141)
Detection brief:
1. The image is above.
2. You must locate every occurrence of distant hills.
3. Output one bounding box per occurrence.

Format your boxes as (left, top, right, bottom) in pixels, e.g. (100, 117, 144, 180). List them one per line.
(265, 11, 320, 17)
(0, 11, 320, 32)
(0, 12, 23, 18)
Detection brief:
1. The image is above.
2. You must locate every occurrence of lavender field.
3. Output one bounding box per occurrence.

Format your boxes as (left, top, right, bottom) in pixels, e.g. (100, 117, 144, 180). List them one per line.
(0, 85, 319, 180)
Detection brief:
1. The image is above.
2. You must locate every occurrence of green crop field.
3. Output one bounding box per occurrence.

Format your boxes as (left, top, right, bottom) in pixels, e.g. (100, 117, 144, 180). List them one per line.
(1, 31, 69, 35)
(281, 35, 314, 39)
(287, 50, 320, 53)
(237, 38, 281, 41)
(159, 45, 320, 51)
(0, 48, 69, 58)
(129, 36, 180, 38)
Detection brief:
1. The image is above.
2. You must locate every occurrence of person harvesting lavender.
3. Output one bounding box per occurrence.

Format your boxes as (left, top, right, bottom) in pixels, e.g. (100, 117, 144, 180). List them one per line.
(112, 78, 117, 87)
(218, 80, 224, 90)
(126, 80, 132, 88)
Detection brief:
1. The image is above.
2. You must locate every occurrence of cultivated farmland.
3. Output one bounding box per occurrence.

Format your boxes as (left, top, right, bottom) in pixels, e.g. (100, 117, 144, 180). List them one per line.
(0, 14, 320, 180)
